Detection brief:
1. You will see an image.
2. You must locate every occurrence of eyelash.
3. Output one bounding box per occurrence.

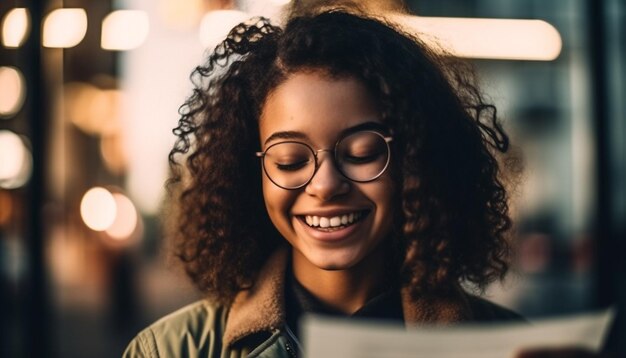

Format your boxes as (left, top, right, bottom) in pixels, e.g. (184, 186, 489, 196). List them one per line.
(275, 160, 309, 171)
(343, 153, 379, 164)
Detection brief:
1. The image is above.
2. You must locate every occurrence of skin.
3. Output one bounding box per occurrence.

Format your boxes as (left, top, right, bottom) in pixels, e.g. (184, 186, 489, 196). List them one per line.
(259, 71, 395, 314)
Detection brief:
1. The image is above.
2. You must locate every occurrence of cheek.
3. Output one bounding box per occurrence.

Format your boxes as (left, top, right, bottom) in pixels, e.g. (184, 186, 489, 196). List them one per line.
(262, 176, 297, 230)
(370, 176, 396, 229)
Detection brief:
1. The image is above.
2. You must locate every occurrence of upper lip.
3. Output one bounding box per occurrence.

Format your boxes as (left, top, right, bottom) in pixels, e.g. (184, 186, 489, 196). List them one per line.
(294, 208, 370, 217)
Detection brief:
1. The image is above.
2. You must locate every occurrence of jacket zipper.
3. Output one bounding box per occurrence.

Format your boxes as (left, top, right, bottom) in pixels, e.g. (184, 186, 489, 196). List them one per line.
(284, 340, 297, 358)
(283, 325, 302, 358)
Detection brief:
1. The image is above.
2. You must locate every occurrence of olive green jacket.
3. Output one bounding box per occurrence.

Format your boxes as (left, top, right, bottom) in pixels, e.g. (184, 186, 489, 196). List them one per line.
(123, 249, 522, 357)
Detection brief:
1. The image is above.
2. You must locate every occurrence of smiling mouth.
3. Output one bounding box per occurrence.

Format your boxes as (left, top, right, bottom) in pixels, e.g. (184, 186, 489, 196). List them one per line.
(298, 210, 369, 232)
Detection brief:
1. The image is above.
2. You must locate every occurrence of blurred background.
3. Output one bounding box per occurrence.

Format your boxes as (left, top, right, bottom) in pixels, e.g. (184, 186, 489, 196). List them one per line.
(0, 0, 623, 356)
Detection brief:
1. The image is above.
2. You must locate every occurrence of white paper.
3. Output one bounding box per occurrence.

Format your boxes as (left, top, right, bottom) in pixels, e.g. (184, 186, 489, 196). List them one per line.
(302, 308, 615, 358)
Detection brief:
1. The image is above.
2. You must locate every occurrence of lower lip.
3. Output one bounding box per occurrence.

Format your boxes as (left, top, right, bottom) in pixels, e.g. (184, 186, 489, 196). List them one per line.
(296, 214, 367, 242)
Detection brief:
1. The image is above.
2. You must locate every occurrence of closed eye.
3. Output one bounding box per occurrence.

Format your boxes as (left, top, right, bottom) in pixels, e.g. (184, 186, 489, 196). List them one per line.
(343, 153, 381, 164)
(275, 159, 311, 171)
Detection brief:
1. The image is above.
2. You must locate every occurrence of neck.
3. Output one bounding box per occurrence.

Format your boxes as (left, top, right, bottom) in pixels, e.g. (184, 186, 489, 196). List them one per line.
(291, 249, 387, 314)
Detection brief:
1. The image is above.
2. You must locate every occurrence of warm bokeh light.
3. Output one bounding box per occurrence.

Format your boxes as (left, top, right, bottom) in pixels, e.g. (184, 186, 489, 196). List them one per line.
(65, 82, 121, 136)
(43, 8, 88, 48)
(80, 187, 117, 231)
(0, 130, 32, 189)
(0, 132, 23, 178)
(105, 193, 139, 240)
(100, 134, 127, 175)
(0, 66, 26, 118)
(101, 10, 150, 51)
(0, 131, 31, 190)
(158, 0, 203, 30)
(64, 82, 99, 133)
(390, 15, 562, 61)
(198, 10, 250, 48)
(2, 8, 30, 48)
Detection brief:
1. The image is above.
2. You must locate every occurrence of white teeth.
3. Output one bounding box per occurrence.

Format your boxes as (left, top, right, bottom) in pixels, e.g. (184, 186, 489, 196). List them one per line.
(303, 212, 363, 228)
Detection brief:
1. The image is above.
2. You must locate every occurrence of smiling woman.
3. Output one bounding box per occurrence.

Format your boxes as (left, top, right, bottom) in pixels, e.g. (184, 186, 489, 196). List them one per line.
(124, 4, 526, 358)
(259, 74, 398, 313)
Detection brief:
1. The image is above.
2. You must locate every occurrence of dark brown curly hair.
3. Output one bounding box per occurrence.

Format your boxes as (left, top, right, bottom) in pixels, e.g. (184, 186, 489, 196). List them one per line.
(167, 9, 516, 304)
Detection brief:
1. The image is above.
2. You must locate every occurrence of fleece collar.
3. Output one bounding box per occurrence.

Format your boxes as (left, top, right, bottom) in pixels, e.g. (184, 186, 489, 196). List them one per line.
(222, 247, 473, 347)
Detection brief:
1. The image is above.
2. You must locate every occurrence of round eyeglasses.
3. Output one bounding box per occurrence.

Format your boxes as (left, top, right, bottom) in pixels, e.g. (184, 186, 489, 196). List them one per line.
(256, 130, 393, 190)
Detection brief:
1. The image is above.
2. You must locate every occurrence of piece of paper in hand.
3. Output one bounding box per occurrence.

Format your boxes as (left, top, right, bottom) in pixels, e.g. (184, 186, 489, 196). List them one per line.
(302, 307, 615, 358)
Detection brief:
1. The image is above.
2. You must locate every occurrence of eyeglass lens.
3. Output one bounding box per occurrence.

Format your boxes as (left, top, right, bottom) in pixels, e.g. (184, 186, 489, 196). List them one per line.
(262, 131, 389, 189)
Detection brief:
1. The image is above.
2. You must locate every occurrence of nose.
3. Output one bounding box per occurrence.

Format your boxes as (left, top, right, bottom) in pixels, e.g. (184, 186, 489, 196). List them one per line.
(305, 151, 350, 201)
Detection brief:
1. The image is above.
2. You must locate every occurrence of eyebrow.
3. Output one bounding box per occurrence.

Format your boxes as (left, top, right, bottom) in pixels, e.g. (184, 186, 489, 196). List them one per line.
(263, 121, 389, 146)
(263, 131, 309, 145)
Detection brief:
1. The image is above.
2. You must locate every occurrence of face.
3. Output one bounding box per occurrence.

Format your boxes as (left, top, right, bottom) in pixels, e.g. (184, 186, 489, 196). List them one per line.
(259, 71, 395, 274)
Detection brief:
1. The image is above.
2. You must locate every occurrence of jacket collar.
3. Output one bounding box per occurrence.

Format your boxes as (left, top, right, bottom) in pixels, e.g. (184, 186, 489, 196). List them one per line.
(223, 247, 472, 347)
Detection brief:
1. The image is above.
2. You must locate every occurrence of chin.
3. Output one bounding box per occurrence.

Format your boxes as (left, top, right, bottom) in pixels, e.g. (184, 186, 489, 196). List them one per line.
(304, 250, 361, 271)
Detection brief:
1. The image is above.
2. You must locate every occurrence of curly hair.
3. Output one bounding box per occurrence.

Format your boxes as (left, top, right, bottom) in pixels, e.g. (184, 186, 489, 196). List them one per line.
(168, 9, 516, 304)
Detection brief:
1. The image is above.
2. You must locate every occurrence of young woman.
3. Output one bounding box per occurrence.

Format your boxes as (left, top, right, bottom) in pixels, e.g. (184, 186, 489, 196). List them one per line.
(124, 7, 595, 358)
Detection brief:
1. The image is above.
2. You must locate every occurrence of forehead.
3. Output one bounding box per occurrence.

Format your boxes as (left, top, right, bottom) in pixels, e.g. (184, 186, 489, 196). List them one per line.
(259, 71, 380, 147)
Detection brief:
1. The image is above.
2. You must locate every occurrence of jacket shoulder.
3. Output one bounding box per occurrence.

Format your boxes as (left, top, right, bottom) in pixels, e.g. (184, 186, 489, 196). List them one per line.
(465, 295, 526, 322)
(123, 300, 229, 358)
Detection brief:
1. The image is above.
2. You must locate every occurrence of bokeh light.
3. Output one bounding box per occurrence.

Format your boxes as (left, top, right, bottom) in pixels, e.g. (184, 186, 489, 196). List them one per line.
(80, 187, 116, 231)
(198, 10, 249, 48)
(105, 193, 139, 240)
(43, 8, 88, 48)
(1, 8, 30, 48)
(0, 66, 26, 118)
(101, 10, 150, 51)
(64, 82, 121, 136)
(100, 134, 127, 175)
(390, 15, 562, 61)
(0, 130, 32, 189)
